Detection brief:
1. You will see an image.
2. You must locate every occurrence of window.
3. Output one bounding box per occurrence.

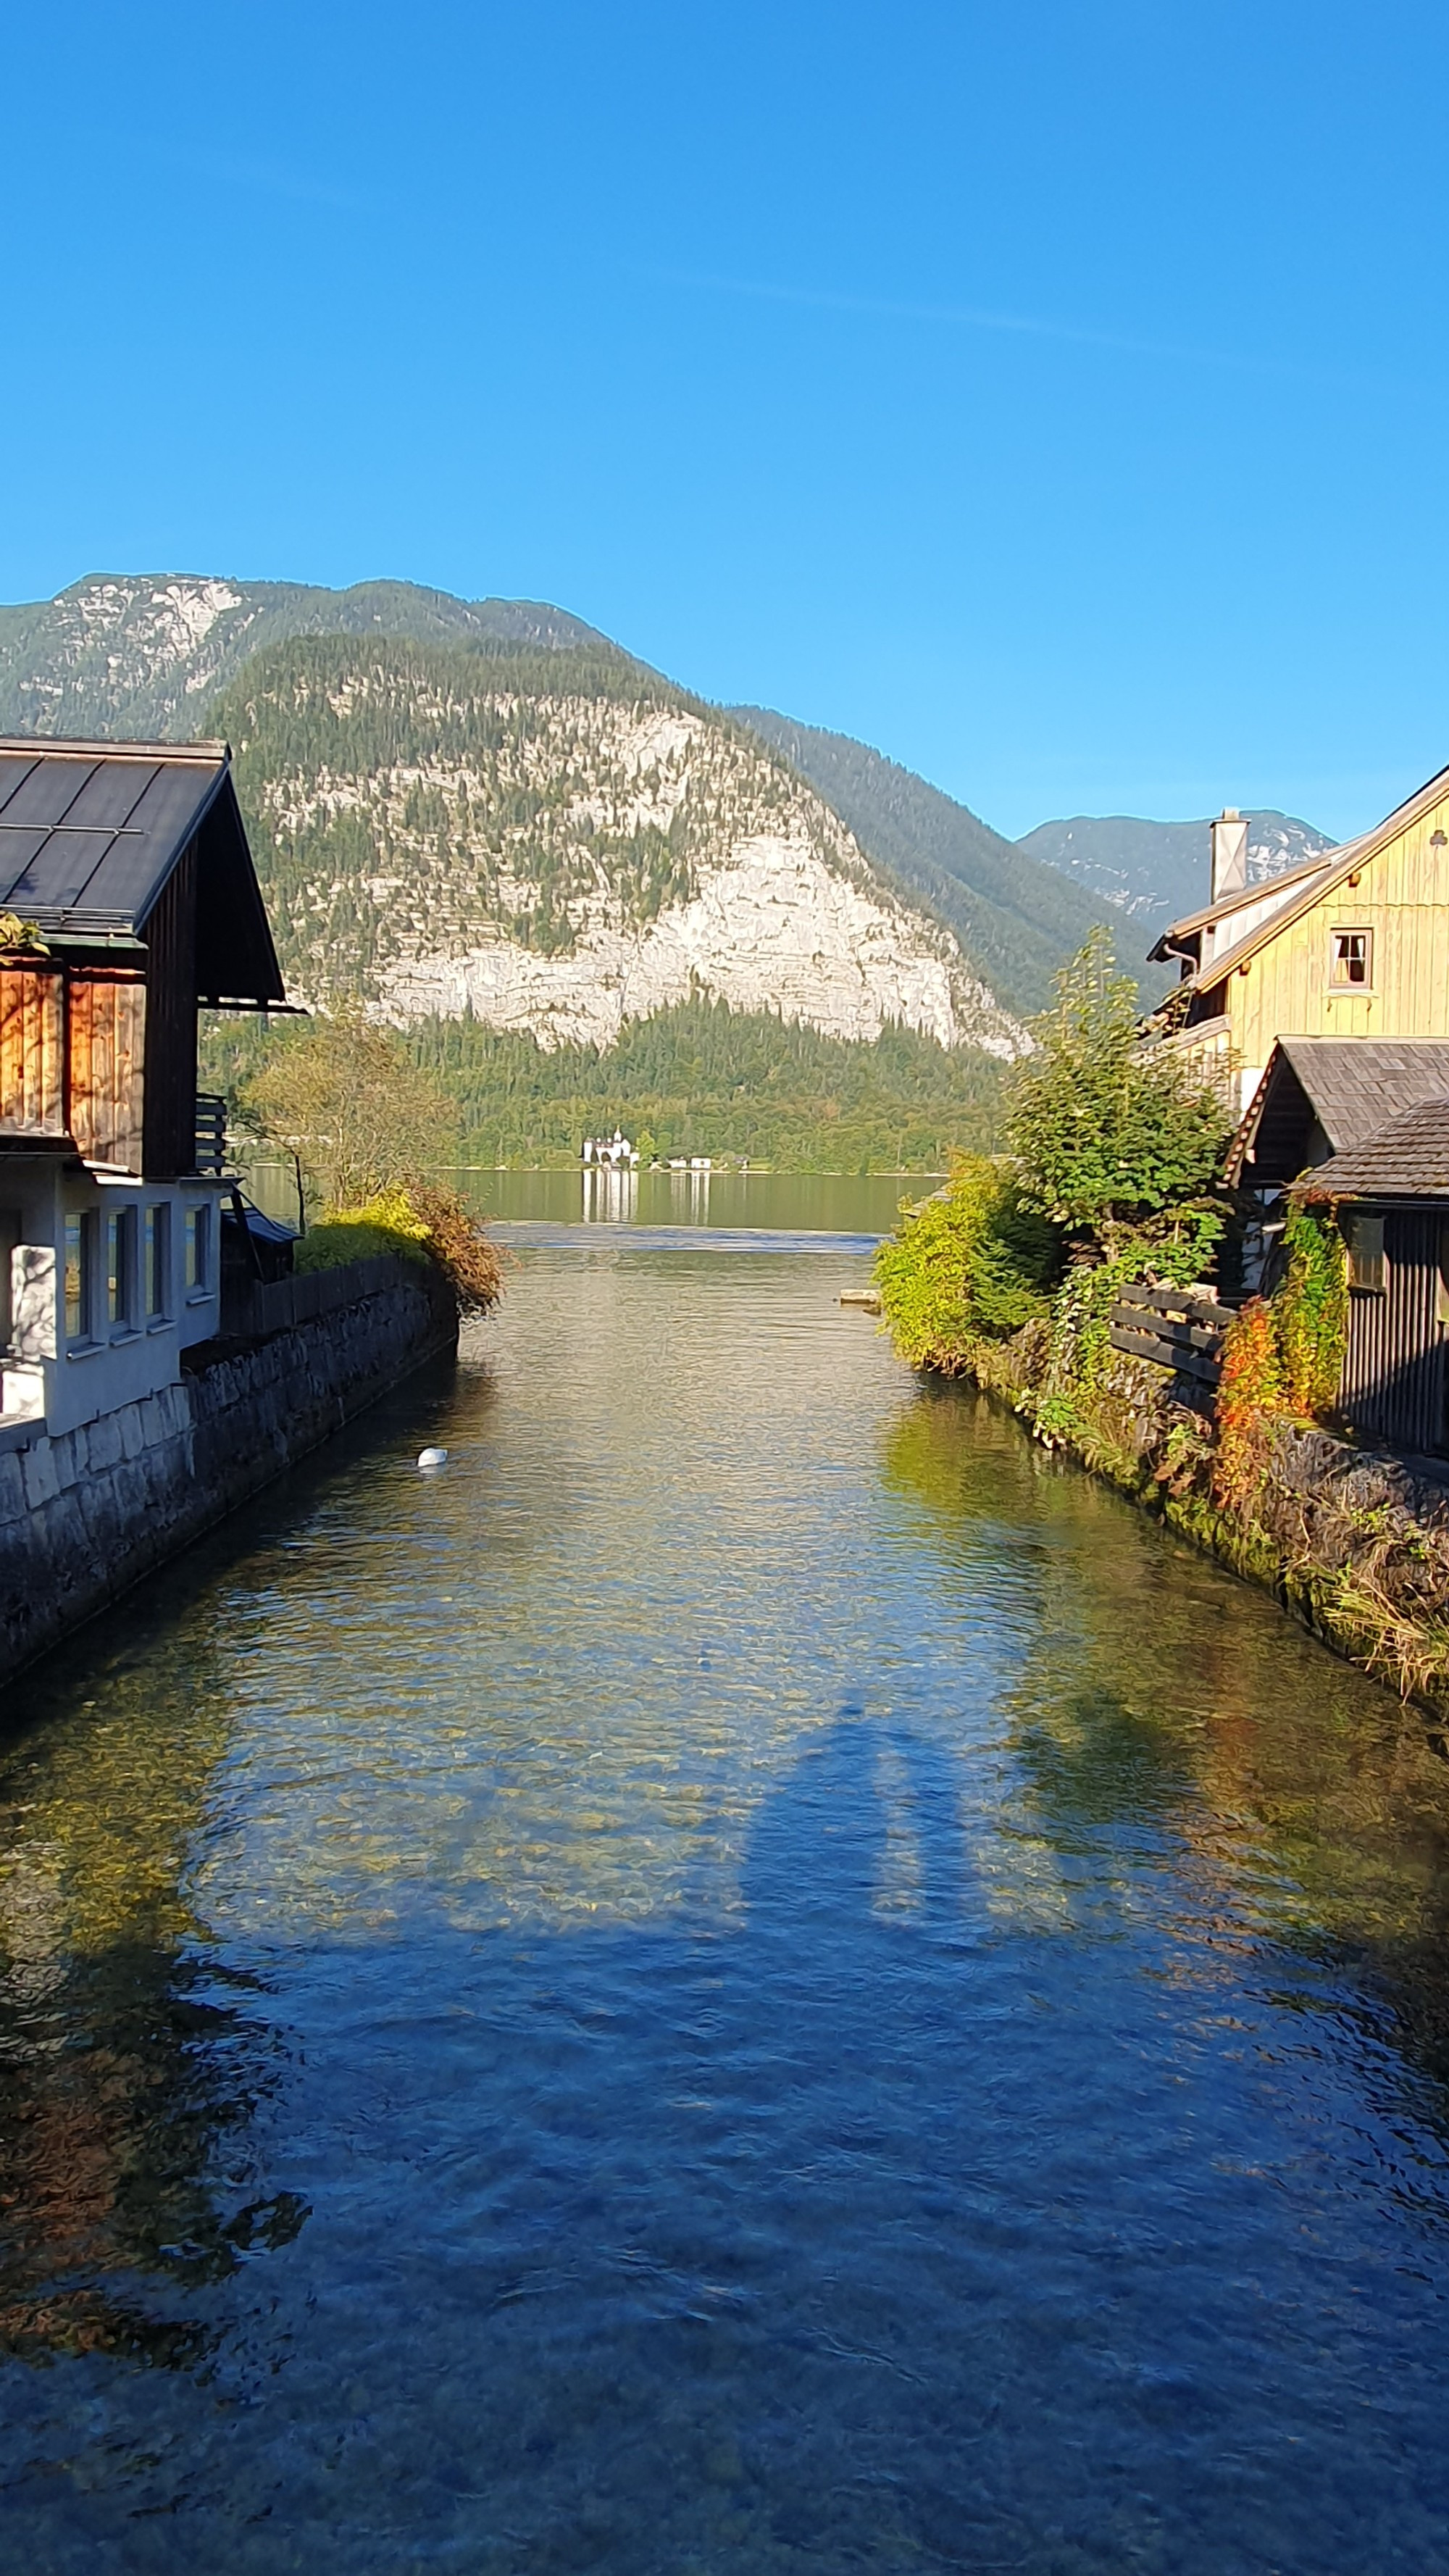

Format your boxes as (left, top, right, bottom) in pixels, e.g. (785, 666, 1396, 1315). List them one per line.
(145, 1202, 171, 1320)
(185, 1202, 212, 1295)
(64, 1210, 98, 1343)
(107, 1209, 137, 1331)
(1345, 1212, 1386, 1293)
(1330, 928, 1373, 988)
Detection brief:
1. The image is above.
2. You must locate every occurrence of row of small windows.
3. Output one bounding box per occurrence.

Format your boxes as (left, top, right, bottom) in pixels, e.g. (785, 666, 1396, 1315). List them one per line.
(63, 1203, 212, 1346)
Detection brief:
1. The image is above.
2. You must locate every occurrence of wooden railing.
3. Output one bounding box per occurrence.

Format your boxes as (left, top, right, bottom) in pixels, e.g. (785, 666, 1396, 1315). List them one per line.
(195, 1092, 227, 1175)
(1107, 1282, 1229, 1389)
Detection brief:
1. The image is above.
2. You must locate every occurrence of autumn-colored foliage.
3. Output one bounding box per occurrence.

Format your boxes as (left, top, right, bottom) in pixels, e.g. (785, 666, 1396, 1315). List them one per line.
(1213, 1297, 1282, 1509)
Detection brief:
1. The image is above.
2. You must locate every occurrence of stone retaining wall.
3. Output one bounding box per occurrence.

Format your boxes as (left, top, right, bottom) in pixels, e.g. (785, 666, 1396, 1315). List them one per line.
(0, 1257, 458, 1685)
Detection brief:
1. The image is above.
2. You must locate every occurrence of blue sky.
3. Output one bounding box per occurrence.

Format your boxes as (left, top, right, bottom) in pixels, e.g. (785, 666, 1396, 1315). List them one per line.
(5, 2, 1445, 838)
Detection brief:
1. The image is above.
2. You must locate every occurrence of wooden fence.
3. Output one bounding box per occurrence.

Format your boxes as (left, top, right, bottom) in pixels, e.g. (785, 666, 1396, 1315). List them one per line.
(220, 1252, 426, 1343)
(1106, 1282, 1229, 1391)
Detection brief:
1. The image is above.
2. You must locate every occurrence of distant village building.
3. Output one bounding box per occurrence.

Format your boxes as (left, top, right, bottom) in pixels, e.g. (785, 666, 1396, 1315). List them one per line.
(0, 737, 285, 1443)
(1146, 768, 1449, 1118)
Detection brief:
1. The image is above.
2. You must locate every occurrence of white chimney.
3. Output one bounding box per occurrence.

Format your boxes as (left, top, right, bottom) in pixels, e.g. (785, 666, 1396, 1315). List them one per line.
(1211, 808, 1248, 904)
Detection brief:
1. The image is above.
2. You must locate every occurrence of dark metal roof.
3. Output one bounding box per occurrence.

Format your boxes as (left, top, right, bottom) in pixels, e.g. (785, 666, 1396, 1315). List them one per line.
(1298, 1095, 1449, 1200)
(0, 737, 285, 1006)
(1227, 1038, 1449, 1185)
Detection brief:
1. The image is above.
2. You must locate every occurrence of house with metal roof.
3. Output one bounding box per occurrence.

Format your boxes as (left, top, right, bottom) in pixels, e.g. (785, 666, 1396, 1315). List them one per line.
(1145, 767, 1449, 1121)
(0, 738, 287, 1442)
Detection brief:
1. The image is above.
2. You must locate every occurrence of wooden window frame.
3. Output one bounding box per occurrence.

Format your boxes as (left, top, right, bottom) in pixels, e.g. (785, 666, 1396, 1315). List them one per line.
(1329, 926, 1374, 992)
(1345, 1210, 1386, 1293)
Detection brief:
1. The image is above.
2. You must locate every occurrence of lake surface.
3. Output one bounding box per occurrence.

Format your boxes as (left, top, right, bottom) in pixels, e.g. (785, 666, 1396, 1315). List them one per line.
(4, 1236, 1449, 2572)
(244, 1161, 925, 1239)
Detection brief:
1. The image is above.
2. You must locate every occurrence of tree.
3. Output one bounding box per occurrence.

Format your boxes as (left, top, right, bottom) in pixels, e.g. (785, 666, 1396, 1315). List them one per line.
(1006, 928, 1230, 1256)
(241, 1012, 461, 1209)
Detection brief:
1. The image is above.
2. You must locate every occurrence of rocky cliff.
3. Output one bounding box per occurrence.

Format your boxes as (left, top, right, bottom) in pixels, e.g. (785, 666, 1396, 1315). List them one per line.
(209, 636, 1027, 1057)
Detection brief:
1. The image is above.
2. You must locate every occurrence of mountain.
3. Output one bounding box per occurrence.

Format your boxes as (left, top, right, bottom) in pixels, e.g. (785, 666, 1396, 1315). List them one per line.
(1016, 811, 1335, 947)
(0, 573, 606, 742)
(206, 634, 1027, 1057)
(728, 708, 1114, 1020)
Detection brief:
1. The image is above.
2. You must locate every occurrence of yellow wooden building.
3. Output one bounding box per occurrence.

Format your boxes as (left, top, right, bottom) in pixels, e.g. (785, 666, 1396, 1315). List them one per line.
(1145, 765, 1449, 1117)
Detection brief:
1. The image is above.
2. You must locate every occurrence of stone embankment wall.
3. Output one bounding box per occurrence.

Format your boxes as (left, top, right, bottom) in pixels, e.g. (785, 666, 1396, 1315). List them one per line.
(969, 1328, 1449, 1712)
(0, 1254, 457, 1686)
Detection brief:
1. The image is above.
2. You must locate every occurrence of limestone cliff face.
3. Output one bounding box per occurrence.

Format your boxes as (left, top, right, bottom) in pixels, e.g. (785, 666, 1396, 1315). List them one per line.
(218, 641, 1029, 1057)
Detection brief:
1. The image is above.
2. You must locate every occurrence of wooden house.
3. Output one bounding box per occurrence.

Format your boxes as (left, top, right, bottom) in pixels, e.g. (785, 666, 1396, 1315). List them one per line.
(1145, 768, 1449, 1119)
(0, 738, 285, 1440)
(1291, 1100, 1449, 1460)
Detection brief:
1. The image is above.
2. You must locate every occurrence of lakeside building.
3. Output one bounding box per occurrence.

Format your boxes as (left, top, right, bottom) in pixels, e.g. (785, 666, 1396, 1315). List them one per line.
(1145, 767, 1449, 1119)
(0, 738, 285, 1445)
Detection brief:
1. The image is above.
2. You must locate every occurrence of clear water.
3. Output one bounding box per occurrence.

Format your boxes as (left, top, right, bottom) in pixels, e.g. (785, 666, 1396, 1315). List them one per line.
(4, 1242, 1449, 2572)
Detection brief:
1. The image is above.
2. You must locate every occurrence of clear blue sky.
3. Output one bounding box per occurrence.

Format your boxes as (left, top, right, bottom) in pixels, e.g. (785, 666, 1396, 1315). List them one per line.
(6, 2, 1445, 839)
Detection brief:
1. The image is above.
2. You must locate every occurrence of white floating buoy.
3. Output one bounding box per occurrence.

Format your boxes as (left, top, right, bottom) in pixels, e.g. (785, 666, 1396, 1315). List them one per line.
(417, 1446, 448, 1470)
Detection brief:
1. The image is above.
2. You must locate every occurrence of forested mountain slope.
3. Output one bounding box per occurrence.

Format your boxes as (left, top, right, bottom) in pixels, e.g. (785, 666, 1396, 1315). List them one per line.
(729, 706, 1114, 1018)
(1018, 810, 1334, 943)
(0, 573, 606, 741)
(206, 635, 1026, 1056)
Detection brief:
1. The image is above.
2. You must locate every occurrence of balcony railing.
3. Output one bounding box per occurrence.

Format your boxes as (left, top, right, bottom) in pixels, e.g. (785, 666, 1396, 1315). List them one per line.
(195, 1093, 227, 1176)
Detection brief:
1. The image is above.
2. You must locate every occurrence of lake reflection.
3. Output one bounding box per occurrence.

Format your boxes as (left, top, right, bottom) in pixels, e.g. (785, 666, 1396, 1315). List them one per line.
(2, 1246, 1449, 2572)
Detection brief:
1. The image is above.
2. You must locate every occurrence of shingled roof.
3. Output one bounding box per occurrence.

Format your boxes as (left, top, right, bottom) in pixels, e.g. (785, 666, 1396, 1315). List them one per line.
(0, 738, 283, 1006)
(1296, 1095, 1449, 1199)
(1227, 1037, 1449, 1185)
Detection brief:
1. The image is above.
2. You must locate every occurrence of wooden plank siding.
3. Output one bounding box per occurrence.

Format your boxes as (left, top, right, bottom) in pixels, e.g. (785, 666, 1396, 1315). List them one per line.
(69, 971, 146, 1172)
(1341, 1212, 1448, 1456)
(0, 964, 66, 1138)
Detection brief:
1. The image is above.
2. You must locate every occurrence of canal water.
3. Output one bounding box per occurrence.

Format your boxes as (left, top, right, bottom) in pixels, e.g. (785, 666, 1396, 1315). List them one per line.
(3, 1232, 1449, 2572)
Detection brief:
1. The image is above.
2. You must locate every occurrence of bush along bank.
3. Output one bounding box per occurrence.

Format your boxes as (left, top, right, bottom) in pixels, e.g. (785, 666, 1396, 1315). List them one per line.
(874, 933, 1449, 1712)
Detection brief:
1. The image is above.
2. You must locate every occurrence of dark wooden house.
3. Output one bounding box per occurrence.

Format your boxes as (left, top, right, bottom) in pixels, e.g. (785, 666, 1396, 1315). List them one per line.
(0, 737, 283, 1176)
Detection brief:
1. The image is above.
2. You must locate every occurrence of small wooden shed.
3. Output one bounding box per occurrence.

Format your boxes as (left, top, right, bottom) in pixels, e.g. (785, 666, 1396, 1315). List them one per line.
(1295, 1099, 1449, 1459)
(0, 737, 283, 1177)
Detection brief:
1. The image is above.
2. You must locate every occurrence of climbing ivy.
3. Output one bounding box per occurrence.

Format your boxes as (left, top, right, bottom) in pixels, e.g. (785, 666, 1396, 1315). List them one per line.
(1274, 1201, 1348, 1419)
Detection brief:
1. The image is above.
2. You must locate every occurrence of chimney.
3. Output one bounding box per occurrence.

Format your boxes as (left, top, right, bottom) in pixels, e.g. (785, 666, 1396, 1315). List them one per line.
(1211, 808, 1248, 904)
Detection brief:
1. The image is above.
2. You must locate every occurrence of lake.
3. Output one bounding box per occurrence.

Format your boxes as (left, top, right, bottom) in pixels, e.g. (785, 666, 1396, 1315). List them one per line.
(2, 1227, 1449, 2572)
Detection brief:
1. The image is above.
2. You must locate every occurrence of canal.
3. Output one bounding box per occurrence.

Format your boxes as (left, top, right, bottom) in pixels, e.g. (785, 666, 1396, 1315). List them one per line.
(3, 1221, 1449, 2570)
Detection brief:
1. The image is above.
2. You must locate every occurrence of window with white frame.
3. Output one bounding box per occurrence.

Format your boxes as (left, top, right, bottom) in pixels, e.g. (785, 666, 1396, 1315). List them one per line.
(107, 1208, 138, 1332)
(185, 1202, 212, 1295)
(145, 1202, 171, 1320)
(64, 1210, 99, 1343)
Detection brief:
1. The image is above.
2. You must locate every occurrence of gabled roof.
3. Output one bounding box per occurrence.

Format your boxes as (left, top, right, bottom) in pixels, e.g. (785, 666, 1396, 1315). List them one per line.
(1148, 758, 1449, 982)
(0, 738, 284, 1006)
(1296, 1095, 1449, 1200)
(1227, 1036, 1449, 1184)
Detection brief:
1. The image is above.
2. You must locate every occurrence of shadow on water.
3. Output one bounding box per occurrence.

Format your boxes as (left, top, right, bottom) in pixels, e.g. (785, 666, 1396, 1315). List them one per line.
(5, 1277, 1449, 2569)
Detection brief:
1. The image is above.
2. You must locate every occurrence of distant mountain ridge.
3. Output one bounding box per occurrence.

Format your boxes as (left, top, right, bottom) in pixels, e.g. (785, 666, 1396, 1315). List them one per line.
(0, 573, 608, 743)
(1016, 810, 1335, 947)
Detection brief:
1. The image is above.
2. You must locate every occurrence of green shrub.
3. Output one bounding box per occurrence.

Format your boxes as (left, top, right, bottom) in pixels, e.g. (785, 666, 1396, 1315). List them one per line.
(874, 1156, 1060, 1372)
(293, 1191, 431, 1275)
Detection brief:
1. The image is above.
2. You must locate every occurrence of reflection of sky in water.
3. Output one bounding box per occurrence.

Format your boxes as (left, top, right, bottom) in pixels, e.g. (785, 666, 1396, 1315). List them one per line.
(2, 1248, 1449, 2570)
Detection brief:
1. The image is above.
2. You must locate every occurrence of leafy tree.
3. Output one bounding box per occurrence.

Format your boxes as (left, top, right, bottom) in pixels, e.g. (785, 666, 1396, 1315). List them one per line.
(1006, 927, 1229, 1255)
(240, 1012, 461, 1208)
